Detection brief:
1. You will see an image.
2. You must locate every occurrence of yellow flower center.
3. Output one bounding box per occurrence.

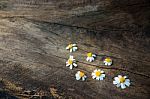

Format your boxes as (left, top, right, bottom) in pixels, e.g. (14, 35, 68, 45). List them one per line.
(87, 53, 92, 57)
(79, 72, 85, 77)
(68, 44, 73, 49)
(119, 77, 125, 83)
(105, 58, 111, 62)
(95, 71, 101, 77)
(68, 59, 73, 65)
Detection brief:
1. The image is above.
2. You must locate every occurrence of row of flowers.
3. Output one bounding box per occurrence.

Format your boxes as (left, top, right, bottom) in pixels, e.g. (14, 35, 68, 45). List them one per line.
(66, 44, 131, 89)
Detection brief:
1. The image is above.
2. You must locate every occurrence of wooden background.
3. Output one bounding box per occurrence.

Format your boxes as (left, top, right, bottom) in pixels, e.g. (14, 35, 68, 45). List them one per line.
(0, 0, 150, 98)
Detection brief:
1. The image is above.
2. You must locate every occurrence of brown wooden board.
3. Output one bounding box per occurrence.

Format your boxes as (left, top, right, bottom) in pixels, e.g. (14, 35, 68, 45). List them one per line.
(0, 0, 150, 98)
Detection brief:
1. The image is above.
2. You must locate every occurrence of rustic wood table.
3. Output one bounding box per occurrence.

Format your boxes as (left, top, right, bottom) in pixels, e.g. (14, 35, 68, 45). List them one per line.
(0, 0, 150, 98)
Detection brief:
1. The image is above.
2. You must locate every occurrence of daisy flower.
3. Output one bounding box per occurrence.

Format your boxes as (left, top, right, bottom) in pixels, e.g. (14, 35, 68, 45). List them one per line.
(66, 55, 77, 69)
(113, 75, 131, 89)
(103, 57, 112, 66)
(75, 71, 87, 81)
(66, 44, 78, 52)
(91, 69, 106, 80)
(86, 52, 96, 62)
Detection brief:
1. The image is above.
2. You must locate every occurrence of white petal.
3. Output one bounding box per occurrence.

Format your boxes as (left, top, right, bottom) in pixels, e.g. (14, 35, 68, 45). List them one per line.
(113, 81, 118, 85)
(104, 62, 108, 66)
(73, 47, 77, 50)
(121, 83, 126, 89)
(101, 71, 104, 73)
(87, 58, 91, 62)
(92, 75, 96, 79)
(103, 61, 106, 63)
(72, 59, 75, 61)
(114, 77, 120, 83)
(77, 71, 80, 74)
(92, 54, 96, 57)
(76, 76, 81, 80)
(91, 72, 95, 76)
(72, 44, 76, 46)
(66, 46, 69, 49)
(66, 64, 70, 67)
(69, 55, 73, 59)
(75, 73, 79, 77)
(73, 63, 77, 67)
(82, 77, 85, 81)
(96, 77, 100, 80)
(70, 65, 73, 69)
(116, 83, 121, 87)
(91, 57, 94, 61)
(124, 76, 127, 79)
(94, 69, 97, 72)
(73, 47, 77, 52)
(124, 81, 130, 87)
(89, 58, 92, 62)
(118, 75, 122, 78)
(70, 49, 73, 52)
(75, 73, 80, 77)
(125, 79, 130, 82)
(89, 57, 94, 62)
(101, 74, 105, 78)
(97, 69, 100, 72)
(100, 77, 104, 80)
(86, 57, 89, 61)
(108, 62, 112, 66)
(72, 48, 75, 52)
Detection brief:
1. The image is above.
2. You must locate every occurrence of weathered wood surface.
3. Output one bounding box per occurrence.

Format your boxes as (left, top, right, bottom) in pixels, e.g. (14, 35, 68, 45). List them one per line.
(0, 0, 150, 98)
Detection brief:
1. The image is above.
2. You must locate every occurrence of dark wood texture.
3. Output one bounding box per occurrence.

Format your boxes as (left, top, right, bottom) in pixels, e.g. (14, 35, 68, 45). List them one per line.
(0, 0, 150, 98)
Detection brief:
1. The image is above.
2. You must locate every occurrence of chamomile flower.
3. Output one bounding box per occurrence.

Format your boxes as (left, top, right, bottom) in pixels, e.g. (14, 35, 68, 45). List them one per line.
(75, 71, 87, 81)
(113, 75, 131, 89)
(66, 44, 78, 52)
(103, 57, 112, 66)
(91, 69, 106, 80)
(86, 52, 96, 62)
(66, 55, 77, 69)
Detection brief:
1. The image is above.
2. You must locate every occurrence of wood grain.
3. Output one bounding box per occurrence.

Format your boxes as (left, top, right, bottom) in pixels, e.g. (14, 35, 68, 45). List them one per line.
(0, 0, 150, 98)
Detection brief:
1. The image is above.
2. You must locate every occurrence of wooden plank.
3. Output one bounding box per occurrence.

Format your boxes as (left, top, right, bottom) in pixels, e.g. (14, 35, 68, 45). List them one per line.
(0, 0, 150, 98)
